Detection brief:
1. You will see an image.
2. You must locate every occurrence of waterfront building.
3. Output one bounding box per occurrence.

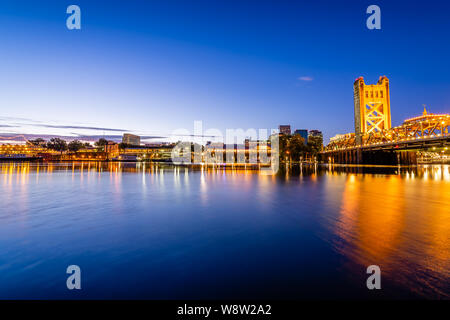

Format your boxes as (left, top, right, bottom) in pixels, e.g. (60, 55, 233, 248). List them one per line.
(120, 144, 176, 161)
(144, 142, 172, 147)
(112, 154, 138, 161)
(60, 150, 108, 161)
(204, 141, 272, 165)
(0, 144, 50, 156)
(122, 134, 141, 146)
(279, 125, 291, 135)
(104, 141, 120, 159)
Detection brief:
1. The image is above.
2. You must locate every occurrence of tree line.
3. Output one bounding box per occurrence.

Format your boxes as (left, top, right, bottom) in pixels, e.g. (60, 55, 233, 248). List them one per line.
(28, 138, 111, 153)
(278, 134, 323, 162)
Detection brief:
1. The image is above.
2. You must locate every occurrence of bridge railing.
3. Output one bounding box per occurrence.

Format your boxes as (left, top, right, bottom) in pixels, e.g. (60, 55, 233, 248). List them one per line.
(324, 115, 450, 152)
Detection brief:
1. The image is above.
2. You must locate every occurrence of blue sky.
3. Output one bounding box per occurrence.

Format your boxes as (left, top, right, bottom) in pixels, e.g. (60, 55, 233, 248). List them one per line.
(0, 0, 449, 143)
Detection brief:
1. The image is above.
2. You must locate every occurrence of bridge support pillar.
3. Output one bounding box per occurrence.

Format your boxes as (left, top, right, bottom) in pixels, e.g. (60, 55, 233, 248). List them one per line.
(356, 148, 362, 165)
(397, 151, 417, 166)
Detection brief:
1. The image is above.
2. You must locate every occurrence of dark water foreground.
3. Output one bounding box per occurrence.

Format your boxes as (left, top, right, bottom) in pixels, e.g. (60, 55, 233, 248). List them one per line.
(0, 162, 449, 300)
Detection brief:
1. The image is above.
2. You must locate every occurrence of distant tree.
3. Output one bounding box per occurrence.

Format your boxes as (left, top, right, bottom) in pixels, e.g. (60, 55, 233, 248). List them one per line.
(95, 138, 108, 147)
(287, 135, 306, 162)
(28, 138, 46, 146)
(94, 138, 108, 151)
(278, 134, 290, 162)
(308, 136, 323, 155)
(46, 138, 68, 153)
(83, 142, 92, 148)
(118, 142, 130, 149)
(68, 140, 84, 152)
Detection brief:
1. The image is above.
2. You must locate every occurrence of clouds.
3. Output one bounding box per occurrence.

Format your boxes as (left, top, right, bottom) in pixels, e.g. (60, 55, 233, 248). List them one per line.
(298, 76, 313, 82)
(0, 116, 39, 122)
(33, 124, 129, 132)
(0, 116, 135, 143)
(0, 116, 172, 144)
(0, 133, 167, 143)
(0, 116, 130, 134)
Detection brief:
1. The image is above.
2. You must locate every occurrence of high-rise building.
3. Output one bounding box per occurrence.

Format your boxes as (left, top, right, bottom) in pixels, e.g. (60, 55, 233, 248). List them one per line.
(294, 129, 308, 144)
(279, 125, 291, 135)
(353, 76, 391, 145)
(122, 133, 141, 146)
(309, 130, 322, 137)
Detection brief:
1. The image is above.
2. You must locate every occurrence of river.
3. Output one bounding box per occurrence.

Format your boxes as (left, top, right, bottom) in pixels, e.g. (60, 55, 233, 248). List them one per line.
(0, 162, 449, 299)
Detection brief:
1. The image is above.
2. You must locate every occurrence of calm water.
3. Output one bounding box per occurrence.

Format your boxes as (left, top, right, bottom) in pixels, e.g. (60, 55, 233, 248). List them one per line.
(0, 162, 449, 300)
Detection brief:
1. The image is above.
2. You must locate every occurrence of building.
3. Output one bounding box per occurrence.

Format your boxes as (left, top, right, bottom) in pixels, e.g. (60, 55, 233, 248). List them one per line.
(60, 150, 108, 161)
(294, 129, 308, 145)
(104, 141, 120, 159)
(0, 144, 50, 156)
(120, 145, 175, 161)
(353, 76, 391, 145)
(309, 130, 322, 137)
(144, 142, 172, 147)
(204, 141, 272, 165)
(279, 125, 291, 135)
(122, 134, 141, 146)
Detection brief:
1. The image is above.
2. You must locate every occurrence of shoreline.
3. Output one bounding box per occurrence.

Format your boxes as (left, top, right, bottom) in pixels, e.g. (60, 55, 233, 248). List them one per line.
(1, 159, 449, 167)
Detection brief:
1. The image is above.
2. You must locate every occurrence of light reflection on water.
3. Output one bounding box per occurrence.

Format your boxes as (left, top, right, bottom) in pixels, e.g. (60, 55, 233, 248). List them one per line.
(0, 162, 449, 299)
(321, 169, 450, 299)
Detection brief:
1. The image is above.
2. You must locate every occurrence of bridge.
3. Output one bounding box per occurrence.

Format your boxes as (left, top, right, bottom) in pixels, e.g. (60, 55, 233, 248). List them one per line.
(320, 76, 450, 165)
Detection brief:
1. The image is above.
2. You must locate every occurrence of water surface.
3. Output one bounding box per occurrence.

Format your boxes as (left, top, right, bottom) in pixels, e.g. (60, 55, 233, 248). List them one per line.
(0, 162, 449, 299)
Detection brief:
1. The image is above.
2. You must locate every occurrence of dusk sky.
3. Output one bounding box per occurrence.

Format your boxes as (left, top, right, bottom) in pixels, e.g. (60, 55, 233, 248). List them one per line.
(1, 0, 449, 143)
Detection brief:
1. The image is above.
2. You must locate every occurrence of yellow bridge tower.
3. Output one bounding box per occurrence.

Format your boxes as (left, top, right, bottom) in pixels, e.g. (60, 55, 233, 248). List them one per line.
(353, 76, 392, 145)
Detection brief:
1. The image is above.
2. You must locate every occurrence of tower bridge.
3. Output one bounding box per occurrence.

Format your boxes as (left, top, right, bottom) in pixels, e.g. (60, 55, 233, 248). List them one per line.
(320, 76, 450, 165)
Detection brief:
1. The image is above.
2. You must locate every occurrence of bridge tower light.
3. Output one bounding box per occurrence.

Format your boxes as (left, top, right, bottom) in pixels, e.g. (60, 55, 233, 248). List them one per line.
(353, 76, 392, 145)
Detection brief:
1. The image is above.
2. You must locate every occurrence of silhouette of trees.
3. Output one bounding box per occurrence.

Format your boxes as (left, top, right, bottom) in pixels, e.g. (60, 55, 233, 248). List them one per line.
(28, 138, 46, 146)
(68, 140, 84, 152)
(46, 138, 68, 153)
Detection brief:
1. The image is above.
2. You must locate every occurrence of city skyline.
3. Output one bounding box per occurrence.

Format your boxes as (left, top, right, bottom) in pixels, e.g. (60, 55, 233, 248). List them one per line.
(1, 0, 450, 144)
